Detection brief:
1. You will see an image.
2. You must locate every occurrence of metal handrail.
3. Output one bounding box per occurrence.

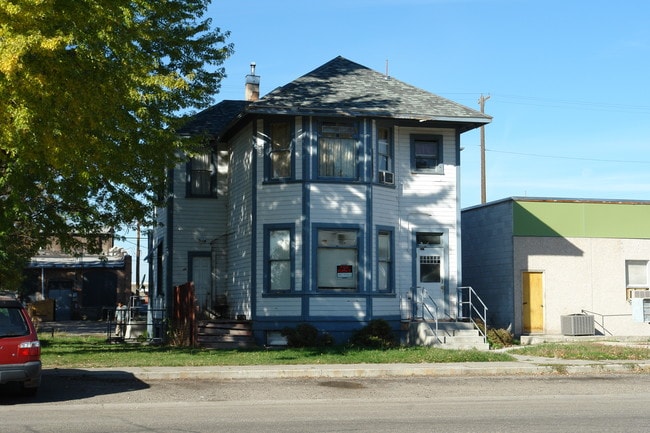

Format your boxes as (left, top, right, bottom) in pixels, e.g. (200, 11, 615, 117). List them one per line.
(457, 286, 488, 343)
(419, 287, 441, 344)
(580, 309, 632, 336)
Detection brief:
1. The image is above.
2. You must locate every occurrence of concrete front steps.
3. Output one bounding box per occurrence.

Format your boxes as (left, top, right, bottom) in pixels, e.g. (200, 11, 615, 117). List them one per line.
(196, 320, 256, 349)
(408, 320, 490, 351)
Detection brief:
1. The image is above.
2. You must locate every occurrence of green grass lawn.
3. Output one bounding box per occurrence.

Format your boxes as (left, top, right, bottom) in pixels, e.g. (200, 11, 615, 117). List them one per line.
(39, 335, 650, 369)
(40, 335, 514, 368)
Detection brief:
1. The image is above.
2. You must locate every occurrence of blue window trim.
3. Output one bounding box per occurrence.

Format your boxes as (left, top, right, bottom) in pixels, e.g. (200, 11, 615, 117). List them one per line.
(376, 226, 395, 294)
(315, 119, 361, 181)
(410, 133, 444, 174)
(263, 118, 295, 182)
(263, 224, 296, 294)
(312, 223, 364, 293)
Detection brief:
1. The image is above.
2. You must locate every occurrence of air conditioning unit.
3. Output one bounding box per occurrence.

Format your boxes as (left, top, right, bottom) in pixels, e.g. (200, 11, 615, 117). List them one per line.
(560, 314, 595, 336)
(631, 289, 650, 299)
(378, 170, 394, 185)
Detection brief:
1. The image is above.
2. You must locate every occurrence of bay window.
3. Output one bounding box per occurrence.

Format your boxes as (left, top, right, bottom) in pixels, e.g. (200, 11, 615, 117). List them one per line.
(266, 227, 294, 292)
(317, 229, 359, 291)
(268, 121, 292, 180)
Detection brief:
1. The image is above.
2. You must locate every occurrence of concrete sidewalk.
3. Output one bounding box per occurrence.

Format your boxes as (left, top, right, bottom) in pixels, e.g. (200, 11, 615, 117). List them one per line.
(42, 355, 650, 381)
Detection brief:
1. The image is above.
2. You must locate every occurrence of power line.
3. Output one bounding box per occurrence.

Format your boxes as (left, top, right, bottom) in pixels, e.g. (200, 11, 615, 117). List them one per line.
(483, 146, 650, 165)
(440, 93, 650, 114)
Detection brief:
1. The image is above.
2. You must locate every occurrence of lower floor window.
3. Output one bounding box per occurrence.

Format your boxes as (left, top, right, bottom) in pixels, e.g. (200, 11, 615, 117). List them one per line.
(317, 229, 358, 291)
(377, 230, 392, 292)
(269, 228, 292, 291)
(626, 260, 649, 299)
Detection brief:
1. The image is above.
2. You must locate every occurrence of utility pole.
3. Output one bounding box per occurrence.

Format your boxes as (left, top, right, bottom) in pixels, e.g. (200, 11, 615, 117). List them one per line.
(478, 94, 490, 204)
(136, 221, 141, 294)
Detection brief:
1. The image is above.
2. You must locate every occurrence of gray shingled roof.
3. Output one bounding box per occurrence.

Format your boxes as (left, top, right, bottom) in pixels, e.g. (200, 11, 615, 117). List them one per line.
(177, 100, 249, 137)
(248, 56, 491, 127)
(178, 57, 491, 138)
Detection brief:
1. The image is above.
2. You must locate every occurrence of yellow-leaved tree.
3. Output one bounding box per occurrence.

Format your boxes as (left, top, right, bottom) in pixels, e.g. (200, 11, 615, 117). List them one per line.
(0, 0, 233, 288)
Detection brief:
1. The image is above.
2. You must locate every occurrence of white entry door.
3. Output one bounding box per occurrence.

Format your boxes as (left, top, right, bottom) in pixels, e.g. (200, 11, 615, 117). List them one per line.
(416, 246, 445, 319)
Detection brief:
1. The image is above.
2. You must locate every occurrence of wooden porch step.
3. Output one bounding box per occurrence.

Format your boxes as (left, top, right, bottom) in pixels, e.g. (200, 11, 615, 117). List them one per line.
(196, 320, 256, 349)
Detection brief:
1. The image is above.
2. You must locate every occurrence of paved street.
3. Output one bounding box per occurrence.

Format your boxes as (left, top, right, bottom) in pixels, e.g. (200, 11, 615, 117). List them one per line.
(2, 374, 650, 433)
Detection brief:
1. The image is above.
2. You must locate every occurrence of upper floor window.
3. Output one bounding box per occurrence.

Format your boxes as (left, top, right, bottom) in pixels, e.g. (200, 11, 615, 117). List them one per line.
(377, 126, 394, 185)
(317, 229, 359, 291)
(411, 134, 443, 174)
(377, 127, 392, 171)
(188, 151, 217, 197)
(267, 121, 292, 180)
(319, 122, 357, 179)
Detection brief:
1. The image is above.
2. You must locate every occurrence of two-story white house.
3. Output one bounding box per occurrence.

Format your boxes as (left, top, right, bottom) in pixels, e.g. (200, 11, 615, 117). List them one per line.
(150, 56, 491, 345)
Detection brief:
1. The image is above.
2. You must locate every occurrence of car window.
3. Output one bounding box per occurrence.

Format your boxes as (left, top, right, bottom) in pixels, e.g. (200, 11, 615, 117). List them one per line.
(0, 307, 30, 338)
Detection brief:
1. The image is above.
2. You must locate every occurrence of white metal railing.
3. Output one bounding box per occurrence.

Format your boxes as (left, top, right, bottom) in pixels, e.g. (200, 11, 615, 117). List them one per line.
(457, 286, 488, 343)
(417, 287, 441, 344)
(580, 309, 631, 336)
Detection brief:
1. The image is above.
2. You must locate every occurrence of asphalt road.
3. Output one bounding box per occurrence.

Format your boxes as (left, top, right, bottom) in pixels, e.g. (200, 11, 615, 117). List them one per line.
(2, 374, 650, 433)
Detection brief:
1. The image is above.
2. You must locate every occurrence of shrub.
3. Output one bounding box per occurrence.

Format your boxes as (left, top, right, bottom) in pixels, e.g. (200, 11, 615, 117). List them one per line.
(348, 319, 396, 349)
(281, 323, 323, 348)
(487, 328, 514, 349)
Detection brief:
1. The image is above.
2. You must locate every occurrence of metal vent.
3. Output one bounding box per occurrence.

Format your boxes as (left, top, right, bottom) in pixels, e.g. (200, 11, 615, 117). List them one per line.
(631, 290, 650, 298)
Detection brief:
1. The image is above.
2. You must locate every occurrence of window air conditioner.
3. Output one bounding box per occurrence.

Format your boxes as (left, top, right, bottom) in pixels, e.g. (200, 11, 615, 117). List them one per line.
(378, 170, 394, 185)
(631, 289, 650, 299)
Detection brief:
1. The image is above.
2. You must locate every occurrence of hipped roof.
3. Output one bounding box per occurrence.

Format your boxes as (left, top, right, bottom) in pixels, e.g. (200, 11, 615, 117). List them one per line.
(178, 56, 491, 138)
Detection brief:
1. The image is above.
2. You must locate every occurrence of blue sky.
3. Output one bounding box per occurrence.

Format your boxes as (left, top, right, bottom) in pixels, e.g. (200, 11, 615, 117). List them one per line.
(209, 0, 650, 207)
(119, 0, 650, 280)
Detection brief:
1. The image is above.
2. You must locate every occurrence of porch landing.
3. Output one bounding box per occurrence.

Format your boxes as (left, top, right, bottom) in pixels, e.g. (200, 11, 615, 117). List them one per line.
(407, 320, 490, 351)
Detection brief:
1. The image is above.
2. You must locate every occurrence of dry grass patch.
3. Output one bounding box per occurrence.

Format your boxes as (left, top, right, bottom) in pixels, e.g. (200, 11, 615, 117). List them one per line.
(510, 342, 650, 361)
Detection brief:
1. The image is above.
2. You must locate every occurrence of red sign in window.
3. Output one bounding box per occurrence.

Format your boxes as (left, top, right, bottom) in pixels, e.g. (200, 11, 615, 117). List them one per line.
(337, 265, 353, 279)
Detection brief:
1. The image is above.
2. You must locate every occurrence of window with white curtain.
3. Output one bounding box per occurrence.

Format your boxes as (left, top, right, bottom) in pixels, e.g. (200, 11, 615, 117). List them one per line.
(318, 122, 357, 179)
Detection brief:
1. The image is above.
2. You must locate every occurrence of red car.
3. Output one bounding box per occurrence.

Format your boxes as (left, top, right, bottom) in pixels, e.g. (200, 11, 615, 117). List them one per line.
(0, 293, 42, 396)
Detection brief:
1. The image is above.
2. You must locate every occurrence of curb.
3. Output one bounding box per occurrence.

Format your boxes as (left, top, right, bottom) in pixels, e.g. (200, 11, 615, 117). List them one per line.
(42, 361, 650, 381)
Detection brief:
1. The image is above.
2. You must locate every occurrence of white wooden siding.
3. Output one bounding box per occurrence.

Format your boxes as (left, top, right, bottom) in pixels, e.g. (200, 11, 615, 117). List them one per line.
(391, 126, 460, 314)
(153, 146, 229, 306)
(226, 123, 255, 319)
(256, 297, 302, 317)
(309, 297, 367, 318)
(309, 183, 367, 223)
(373, 297, 401, 317)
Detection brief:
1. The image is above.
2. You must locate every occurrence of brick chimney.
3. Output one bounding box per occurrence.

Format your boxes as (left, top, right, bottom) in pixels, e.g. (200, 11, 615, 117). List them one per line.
(245, 62, 260, 101)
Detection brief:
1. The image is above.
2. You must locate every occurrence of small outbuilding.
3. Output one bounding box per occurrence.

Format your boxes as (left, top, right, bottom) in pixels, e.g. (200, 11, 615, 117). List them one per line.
(461, 197, 650, 337)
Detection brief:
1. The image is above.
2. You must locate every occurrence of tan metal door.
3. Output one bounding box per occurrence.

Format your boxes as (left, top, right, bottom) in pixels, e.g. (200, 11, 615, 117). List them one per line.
(523, 271, 544, 333)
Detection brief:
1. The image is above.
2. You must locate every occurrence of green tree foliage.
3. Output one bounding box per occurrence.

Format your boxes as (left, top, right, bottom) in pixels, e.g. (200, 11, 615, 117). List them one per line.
(0, 0, 232, 287)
